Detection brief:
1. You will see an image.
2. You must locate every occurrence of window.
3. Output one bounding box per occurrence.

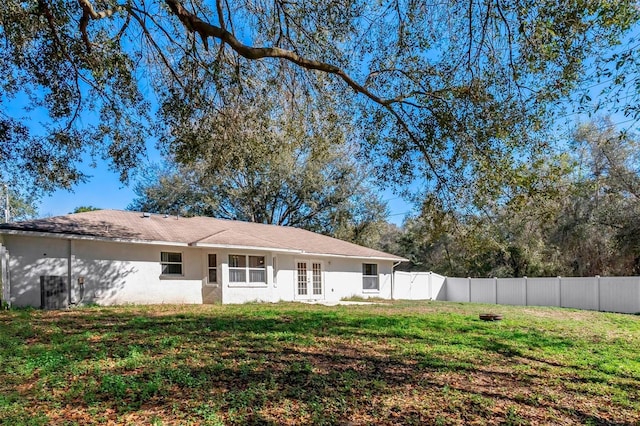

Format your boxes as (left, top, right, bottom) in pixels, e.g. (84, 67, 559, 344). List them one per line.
(229, 254, 266, 284)
(161, 252, 183, 275)
(229, 254, 246, 282)
(249, 255, 266, 283)
(362, 263, 379, 291)
(208, 254, 217, 284)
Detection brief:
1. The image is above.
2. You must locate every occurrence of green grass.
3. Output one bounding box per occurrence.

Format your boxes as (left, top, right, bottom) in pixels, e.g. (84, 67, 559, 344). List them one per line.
(1, 301, 639, 425)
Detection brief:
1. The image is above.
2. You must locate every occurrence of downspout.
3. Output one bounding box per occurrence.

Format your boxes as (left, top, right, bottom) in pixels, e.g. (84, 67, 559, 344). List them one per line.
(67, 239, 84, 306)
(392, 261, 402, 300)
(67, 239, 72, 307)
(0, 242, 10, 308)
(6, 248, 11, 309)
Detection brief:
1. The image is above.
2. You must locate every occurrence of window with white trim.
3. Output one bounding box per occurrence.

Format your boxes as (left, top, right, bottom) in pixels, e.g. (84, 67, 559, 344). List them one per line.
(161, 252, 183, 275)
(207, 254, 217, 284)
(229, 254, 266, 284)
(362, 263, 379, 291)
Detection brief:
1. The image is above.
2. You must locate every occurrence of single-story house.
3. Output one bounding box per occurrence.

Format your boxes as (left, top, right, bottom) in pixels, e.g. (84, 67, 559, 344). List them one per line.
(0, 210, 406, 308)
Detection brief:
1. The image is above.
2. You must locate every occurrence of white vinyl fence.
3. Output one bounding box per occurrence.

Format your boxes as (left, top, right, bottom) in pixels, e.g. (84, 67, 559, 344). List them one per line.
(393, 272, 640, 314)
(393, 271, 446, 301)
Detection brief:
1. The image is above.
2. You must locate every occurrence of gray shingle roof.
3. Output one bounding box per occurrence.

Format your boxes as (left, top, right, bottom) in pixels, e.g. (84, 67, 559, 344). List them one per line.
(0, 210, 406, 261)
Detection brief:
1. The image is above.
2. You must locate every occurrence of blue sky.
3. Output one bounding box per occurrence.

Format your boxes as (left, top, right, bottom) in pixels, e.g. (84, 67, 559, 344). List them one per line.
(37, 161, 137, 218)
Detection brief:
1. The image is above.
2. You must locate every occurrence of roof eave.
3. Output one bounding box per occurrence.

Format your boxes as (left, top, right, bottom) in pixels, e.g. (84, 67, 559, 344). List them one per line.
(1, 228, 408, 261)
(188, 242, 302, 254)
(297, 252, 408, 262)
(190, 242, 405, 261)
(0, 229, 189, 247)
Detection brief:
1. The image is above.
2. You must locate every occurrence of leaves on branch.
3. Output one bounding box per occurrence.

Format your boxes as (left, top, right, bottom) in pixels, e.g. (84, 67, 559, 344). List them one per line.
(0, 0, 639, 208)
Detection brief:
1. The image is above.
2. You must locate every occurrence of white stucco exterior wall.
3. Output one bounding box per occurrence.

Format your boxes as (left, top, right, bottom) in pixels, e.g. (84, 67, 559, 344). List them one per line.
(5, 235, 69, 307)
(4, 235, 204, 307)
(3, 233, 398, 307)
(71, 240, 204, 305)
(222, 254, 394, 304)
(320, 257, 393, 301)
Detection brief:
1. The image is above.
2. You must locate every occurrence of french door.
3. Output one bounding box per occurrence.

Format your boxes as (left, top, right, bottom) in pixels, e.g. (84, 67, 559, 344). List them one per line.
(296, 260, 323, 300)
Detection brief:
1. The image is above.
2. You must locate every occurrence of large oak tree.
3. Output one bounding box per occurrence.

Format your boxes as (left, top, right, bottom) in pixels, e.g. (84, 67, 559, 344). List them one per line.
(1, 0, 638, 201)
(129, 77, 389, 246)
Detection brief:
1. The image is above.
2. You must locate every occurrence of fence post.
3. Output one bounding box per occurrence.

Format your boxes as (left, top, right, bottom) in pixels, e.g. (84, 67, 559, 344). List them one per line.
(523, 276, 528, 306)
(444, 276, 448, 301)
(468, 277, 472, 302)
(558, 276, 562, 307)
(494, 277, 498, 304)
(596, 275, 601, 312)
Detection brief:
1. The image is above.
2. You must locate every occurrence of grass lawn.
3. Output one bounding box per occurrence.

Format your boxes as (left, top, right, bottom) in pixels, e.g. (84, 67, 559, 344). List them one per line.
(1, 301, 639, 425)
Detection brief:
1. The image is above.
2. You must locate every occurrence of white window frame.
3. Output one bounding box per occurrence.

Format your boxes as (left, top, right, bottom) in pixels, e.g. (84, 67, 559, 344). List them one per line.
(362, 263, 379, 292)
(206, 253, 218, 285)
(160, 251, 183, 276)
(228, 254, 267, 287)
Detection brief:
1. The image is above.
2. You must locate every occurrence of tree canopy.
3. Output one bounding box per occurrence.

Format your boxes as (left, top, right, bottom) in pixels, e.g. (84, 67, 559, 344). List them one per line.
(129, 77, 389, 246)
(395, 117, 640, 277)
(2, 0, 638, 200)
(1, 186, 38, 222)
(71, 206, 102, 213)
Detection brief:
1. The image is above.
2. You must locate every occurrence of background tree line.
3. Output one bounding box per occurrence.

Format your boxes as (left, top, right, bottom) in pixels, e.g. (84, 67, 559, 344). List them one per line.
(385, 117, 640, 277)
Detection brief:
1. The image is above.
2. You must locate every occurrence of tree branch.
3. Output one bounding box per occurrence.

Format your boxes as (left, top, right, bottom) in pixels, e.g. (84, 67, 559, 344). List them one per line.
(77, 0, 125, 51)
(164, 0, 412, 109)
(77, 0, 124, 19)
(128, 8, 185, 89)
(162, 0, 446, 186)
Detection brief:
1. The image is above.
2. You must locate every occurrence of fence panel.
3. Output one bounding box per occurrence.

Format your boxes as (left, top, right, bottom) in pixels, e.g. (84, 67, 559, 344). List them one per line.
(526, 277, 560, 307)
(497, 278, 526, 306)
(393, 272, 412, 300)
(393, 271, 640, 314)
(431, 272, 447, 300)
(600, 276, 640, 314)
(470, 278, 495, 304)
(560, 277, 599, 311)
(393, 272, 448, 300)
(391, 272, 428, 300)
(447, 277, 470, 302)
(409, 273, 430, 300)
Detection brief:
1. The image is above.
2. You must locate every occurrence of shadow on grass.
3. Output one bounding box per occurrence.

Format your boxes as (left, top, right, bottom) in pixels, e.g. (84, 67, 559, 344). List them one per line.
(0, 306, 638, 425)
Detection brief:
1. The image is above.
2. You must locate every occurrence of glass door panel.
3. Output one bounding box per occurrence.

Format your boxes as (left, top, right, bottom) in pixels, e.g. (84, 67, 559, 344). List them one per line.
(296, 260, 323, 300)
